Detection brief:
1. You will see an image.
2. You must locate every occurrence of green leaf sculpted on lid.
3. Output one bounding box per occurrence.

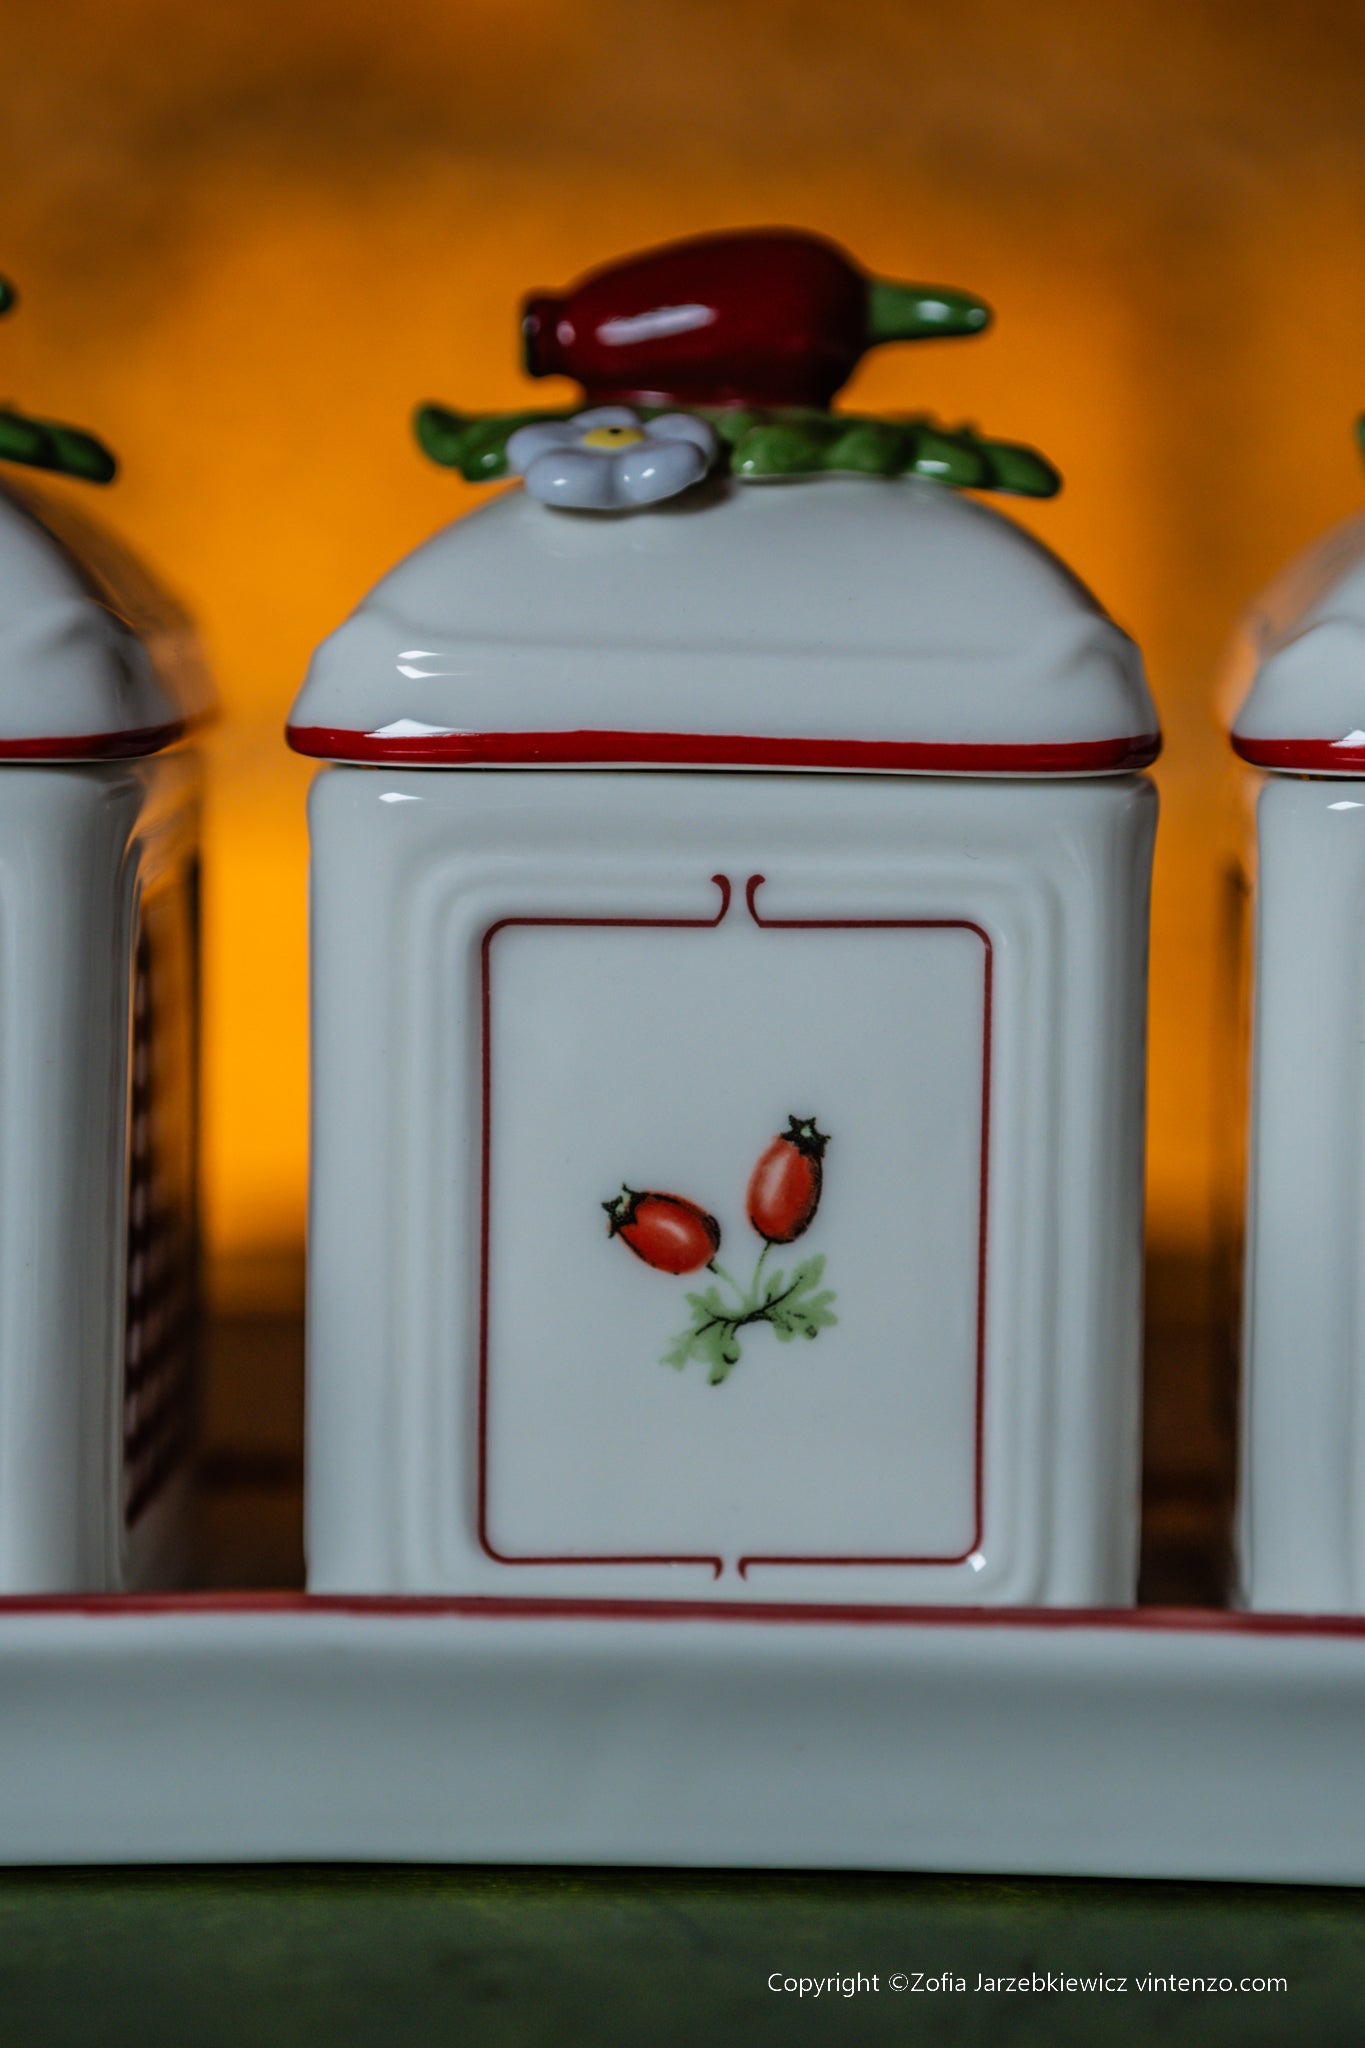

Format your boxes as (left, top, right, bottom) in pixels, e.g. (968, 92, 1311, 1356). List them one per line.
(0, 277, 117, 483)
(865, 278, 992, 343)
(414, 403, 574, 481)
(822, 419, 908, 476)
(414, 401, 1060, 499)
(0, 408, 117, 484)
(728, 419, 833, 476)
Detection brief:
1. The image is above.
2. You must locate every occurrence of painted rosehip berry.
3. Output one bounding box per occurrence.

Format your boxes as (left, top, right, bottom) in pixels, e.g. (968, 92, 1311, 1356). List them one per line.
(747, 1116, 830, 1245)
(603, 1186, 721, 1275)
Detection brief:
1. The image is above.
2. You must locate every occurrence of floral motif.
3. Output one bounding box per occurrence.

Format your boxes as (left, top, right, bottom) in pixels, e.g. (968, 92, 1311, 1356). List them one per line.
(417, 400, 1059, 499)
(604, 1115, 837, 1386)
(505, 406, 717, 511)
(416, 230, 1061, 504)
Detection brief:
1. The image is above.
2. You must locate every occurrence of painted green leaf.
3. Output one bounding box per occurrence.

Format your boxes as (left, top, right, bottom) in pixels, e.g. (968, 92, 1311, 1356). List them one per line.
(699, 1321, 743, 1385)
(658, 1243, 837, 1382)
(769, 1295, 838, 1341)
(686, 1285, 731, 1320)
(661, 1330, 694, 1372)
(664, 1292, 745, 1381)
(765, 1255, 838, 1342)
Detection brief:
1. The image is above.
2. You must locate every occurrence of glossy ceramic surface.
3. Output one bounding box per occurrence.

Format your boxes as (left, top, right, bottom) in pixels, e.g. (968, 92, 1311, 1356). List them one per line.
(1229, 508, 1365, 772)
(0, 756, 200, 1589)
(306, 769, 1154, 1604)
(289, 478, 1158, 772)
(0, 479, 210, 755)
(1230, 519, 1365, 1609)
(1236, 778, 1365, 1608)
(519, 227, 990, 411)
(0, 478, 206, 1589)
(0, 276, 116, 486)
(0, 1600, 1362, 1880)
(418, 229, 1067, 504)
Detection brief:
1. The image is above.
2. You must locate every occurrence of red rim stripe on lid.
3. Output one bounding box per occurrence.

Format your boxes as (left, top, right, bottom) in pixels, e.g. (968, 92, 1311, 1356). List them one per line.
(1232, 734, 1365, 774)
(287, 725, 1162, 774)
(0, 720, 186, 762)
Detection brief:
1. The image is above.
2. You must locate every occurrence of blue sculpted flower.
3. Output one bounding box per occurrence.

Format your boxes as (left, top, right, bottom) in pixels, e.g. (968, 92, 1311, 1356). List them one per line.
(506, 406, 717, 511)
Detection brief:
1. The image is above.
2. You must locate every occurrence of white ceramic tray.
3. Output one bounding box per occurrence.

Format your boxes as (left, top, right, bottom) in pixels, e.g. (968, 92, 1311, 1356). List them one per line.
(1, 1595, 1363, 1883)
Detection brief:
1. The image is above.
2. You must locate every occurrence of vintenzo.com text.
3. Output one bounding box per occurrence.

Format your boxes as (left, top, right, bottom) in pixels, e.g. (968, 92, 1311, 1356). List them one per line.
(766, 1969, 1287, 1998)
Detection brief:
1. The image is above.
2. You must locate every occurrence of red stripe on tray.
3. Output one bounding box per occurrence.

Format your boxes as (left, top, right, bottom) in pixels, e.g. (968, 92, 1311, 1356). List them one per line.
(1, 1592, 1365, 1635)
(286, 725, 1162, 774)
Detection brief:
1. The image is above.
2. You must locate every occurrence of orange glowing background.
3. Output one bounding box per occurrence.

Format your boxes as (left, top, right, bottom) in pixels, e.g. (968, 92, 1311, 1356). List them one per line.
(7, 0, 1365, 1302)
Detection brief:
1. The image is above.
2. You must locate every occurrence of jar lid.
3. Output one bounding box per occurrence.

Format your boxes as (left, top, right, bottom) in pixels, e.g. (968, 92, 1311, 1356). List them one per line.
(289, 476, 1157, 775)
(1230, 510, 1365, 774)
(0, 479, 210, 760)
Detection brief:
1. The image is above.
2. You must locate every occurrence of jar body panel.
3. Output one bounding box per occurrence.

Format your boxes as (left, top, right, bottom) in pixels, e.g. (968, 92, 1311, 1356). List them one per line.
(306, 769, 1154, 1606)
(0, 751, 201, 1589)
(1239, 774, 1365, 1611)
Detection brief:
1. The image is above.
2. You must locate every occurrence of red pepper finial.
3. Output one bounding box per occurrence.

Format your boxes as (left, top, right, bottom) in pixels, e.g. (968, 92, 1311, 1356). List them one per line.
(521, 228, 991, 412)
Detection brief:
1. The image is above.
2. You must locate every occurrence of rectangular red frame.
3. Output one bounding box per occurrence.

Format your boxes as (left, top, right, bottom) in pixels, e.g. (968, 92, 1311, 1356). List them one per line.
(475, 871, 992, 1606)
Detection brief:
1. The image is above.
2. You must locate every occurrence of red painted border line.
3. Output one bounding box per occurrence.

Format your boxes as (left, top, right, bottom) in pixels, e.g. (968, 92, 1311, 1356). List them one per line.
(477, 872, 990, 1589)
(477, 875, 733, 1576)
(287, 725, 1162, 776)
(1233, 735, 1365, 774)
(4, 1591, 1365, 1637)
(736, 875, 990, 1577)
(0, 721, 186, 762)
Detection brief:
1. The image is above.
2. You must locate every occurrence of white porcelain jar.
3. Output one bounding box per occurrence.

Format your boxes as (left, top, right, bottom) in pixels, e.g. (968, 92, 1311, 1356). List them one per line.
(1230, 511, 1365, 1611)
(0, 479, 209, 1589)
(293, 472, 1159, 1608)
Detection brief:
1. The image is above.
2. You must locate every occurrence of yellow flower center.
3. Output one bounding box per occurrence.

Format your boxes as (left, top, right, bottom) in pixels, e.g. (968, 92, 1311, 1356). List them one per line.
(580, 425, 646, 449)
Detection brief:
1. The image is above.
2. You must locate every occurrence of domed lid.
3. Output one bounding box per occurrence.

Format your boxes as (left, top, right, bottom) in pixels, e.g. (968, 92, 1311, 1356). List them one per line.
(292, 228, 1156, 774)
(0, 478, 209, 759)
(289, 475, 1156, 774)
(1229, 509, 1365, 774)
(0, 277, 207, 759)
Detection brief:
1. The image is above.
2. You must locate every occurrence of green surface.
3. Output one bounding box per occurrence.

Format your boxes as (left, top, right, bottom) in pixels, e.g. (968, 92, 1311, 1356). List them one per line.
(865, 277, 991, 342)
(0, 1867, 1356, 2046)
(0, 407, 117, 483)
(413, 401, 1061, 496)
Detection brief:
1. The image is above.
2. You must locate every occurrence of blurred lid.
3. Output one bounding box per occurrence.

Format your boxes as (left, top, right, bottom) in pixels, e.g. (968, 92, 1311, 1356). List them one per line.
(0, 478, 211, 760)
(289, 477, 1158, 775)
(1230, 510, 1365, 773)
